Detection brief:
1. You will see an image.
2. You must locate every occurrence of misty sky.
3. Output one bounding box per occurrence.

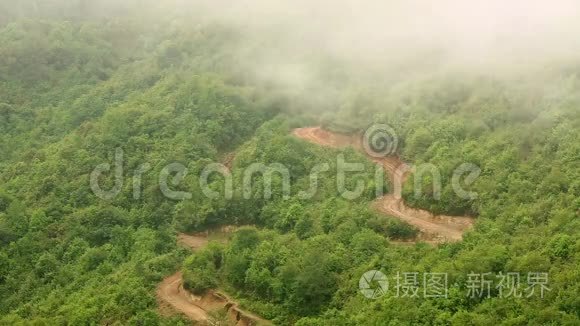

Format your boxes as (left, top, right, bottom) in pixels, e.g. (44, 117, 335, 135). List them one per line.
(189, 0, 580, 70)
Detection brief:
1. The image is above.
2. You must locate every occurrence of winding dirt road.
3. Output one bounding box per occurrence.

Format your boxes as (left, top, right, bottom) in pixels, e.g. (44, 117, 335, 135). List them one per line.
(157, 231, 270, 325)
(293, 126, 475, 243)
(157, 126, 475, 323)
(157, 271, 210, 323)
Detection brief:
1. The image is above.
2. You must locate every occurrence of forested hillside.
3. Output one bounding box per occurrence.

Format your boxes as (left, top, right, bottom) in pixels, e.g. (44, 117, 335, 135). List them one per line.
(0, 1, 578, 325)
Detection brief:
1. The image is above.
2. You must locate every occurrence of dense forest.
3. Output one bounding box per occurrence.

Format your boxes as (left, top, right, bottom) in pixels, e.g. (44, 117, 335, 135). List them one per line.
(0, 1, 578, 325)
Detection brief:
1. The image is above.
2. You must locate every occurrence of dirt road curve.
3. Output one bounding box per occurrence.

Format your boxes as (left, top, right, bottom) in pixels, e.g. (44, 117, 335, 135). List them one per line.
(178, 233, 210, 251)
(293, 126, 475, 243)
(157, 271, 210, 323)
(158, 232, 270, 325)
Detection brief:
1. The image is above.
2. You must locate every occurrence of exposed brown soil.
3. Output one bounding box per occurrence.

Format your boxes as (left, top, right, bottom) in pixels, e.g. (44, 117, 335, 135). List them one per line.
(222, 152, 237, 170)
(157, 230, 271, 325)
(177, 233, 210, 251)
(293, 126, 475, 243)
(157, 271, 210, 323)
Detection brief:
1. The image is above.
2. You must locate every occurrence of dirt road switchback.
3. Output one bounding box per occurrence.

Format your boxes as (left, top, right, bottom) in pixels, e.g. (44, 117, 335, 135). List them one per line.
(293, 126, 475, 243)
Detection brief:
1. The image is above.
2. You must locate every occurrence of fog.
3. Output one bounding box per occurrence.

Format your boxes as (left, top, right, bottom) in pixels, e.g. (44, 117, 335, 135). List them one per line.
(185, 0, 580, 73)
(4, 0, 579, 89)
(5, 0, 580, 72)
